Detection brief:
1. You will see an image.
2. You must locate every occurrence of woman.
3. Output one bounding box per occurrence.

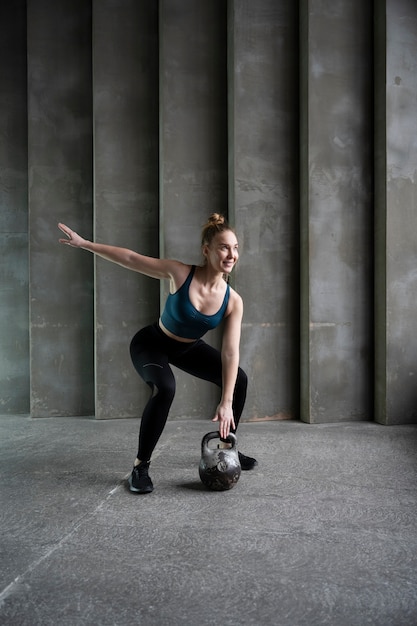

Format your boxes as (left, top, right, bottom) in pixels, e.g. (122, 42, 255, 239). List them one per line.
(58, 213, 257, 494)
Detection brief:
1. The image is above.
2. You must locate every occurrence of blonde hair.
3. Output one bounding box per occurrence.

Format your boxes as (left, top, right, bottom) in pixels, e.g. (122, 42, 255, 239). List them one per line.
(201, 213, 235, 247)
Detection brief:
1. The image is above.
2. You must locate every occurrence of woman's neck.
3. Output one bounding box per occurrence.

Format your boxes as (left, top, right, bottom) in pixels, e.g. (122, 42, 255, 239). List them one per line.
(197, 264, 225, 289)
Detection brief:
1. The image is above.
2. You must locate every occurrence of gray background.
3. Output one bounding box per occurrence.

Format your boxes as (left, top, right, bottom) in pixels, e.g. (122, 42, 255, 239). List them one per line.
(1, 0, 416, 425)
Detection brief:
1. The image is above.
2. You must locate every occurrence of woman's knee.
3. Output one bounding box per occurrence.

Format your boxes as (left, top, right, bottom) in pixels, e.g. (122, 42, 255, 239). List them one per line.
(141, 363, 176, 406)
(151, 374, 176, 402)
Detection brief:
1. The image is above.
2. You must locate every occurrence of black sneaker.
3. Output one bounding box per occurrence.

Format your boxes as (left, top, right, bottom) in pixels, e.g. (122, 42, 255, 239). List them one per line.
(238, 452, 258, 471)
(128, 461, 153, 494)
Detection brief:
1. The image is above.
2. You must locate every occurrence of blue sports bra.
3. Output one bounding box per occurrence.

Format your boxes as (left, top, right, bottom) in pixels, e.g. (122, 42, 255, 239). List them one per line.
(160, 266, 230, 339)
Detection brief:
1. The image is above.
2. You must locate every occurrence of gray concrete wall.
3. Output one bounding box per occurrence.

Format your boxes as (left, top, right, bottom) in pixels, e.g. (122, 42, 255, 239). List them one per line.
(93, 0, 159, 418)
(375, 0, 417, 425)
(1, 0, 417, 426)
(300, 0, 373, 422)
(28, 0, 94, 416)
(0, 0, 29, 414)
(228, 0, 299, 420)
(159, 0, 228, 419)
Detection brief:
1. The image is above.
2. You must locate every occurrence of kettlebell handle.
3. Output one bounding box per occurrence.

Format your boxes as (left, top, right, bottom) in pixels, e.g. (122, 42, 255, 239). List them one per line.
(201, 431, 237, 454)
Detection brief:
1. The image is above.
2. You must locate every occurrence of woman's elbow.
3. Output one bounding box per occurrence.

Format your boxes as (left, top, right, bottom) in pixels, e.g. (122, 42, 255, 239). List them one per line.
(222, 349, 239, 362)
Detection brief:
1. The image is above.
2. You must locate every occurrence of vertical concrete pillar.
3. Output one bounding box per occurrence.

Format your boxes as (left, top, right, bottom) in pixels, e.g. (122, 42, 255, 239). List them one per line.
(93, 1, 159, 418)
(374, 0, 417, 424)
(0, 0, 29, 414)
(159, 0, 228, 418)
(300, 0, 373, 422)
(228, 0, 299, 420)
(28, 0, 94, 416)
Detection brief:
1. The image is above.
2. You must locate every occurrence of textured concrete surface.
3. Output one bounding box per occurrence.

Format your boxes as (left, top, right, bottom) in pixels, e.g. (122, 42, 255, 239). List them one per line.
(0, 0, 29, 414)
(93, 0, 160, 419)
(159, 0, 228, 419)
(27, 0, 94, 417)
(374, 0, 417, 425)
(229, 0, 299, 420)
(300, 0, 373, 423)
(1, 416, 417, 625)
(2, 0, 417, 425)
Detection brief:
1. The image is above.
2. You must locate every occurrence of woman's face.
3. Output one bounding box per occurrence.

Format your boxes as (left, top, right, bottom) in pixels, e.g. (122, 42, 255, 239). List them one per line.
(204, 230, 239, 275)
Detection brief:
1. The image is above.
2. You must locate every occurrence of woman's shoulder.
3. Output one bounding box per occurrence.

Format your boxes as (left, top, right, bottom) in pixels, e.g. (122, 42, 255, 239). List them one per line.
(166, 260, 193, 291)
(167, 260, 192, 275)
(226, 285, 243, 314)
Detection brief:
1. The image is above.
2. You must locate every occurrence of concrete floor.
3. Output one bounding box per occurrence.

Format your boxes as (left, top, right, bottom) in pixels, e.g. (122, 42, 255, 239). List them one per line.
(1, 415, 417, 626)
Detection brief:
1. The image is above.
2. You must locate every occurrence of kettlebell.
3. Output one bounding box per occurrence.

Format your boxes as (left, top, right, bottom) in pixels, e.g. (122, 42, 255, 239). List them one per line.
(199, 431, 241, 491)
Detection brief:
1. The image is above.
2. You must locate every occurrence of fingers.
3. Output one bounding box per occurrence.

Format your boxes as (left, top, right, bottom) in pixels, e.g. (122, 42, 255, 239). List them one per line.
(211, 406, 235, 439)
(58, 223, 79, 247)
(58, 223, 71, 242)
(213, 417, 232, 439)
(58, 223, 70, 235)
(220, 423, 229, 439)
(212, 415, 227, 438)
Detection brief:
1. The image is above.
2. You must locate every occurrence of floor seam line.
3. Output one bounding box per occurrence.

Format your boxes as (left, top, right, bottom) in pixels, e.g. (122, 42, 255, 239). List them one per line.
(0, 441, 173, 605)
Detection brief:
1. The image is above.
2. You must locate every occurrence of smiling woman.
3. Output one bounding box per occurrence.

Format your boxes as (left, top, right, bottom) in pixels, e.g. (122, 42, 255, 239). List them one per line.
(58, 213, 257, 494)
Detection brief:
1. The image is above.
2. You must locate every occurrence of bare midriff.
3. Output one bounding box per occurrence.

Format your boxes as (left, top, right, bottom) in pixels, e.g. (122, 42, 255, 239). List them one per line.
(158, 318, 197, 343)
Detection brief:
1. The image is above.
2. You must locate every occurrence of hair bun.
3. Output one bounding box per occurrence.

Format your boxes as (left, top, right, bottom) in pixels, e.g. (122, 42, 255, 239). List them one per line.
(201, 213, 233, 246)
(208, 213, 225, 226)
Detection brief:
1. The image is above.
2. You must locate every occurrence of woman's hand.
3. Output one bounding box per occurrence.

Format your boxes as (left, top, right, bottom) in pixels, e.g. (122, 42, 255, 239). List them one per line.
(212, 403, 236, 439)
(58, 223, 87, 248)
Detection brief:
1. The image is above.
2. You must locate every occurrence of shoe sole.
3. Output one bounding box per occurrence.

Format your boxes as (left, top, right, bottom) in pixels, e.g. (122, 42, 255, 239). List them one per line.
(128, 475, 153, 494)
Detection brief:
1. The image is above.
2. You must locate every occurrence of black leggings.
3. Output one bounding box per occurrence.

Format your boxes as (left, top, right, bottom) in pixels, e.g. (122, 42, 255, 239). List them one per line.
(130, 323, 248, 461)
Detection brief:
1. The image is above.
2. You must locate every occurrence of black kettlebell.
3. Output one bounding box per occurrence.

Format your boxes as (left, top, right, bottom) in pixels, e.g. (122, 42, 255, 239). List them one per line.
(199, 431, 241, 491)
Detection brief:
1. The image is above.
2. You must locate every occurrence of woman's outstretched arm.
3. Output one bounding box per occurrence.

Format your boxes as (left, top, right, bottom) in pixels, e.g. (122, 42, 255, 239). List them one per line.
(58, 222, 183, 281)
